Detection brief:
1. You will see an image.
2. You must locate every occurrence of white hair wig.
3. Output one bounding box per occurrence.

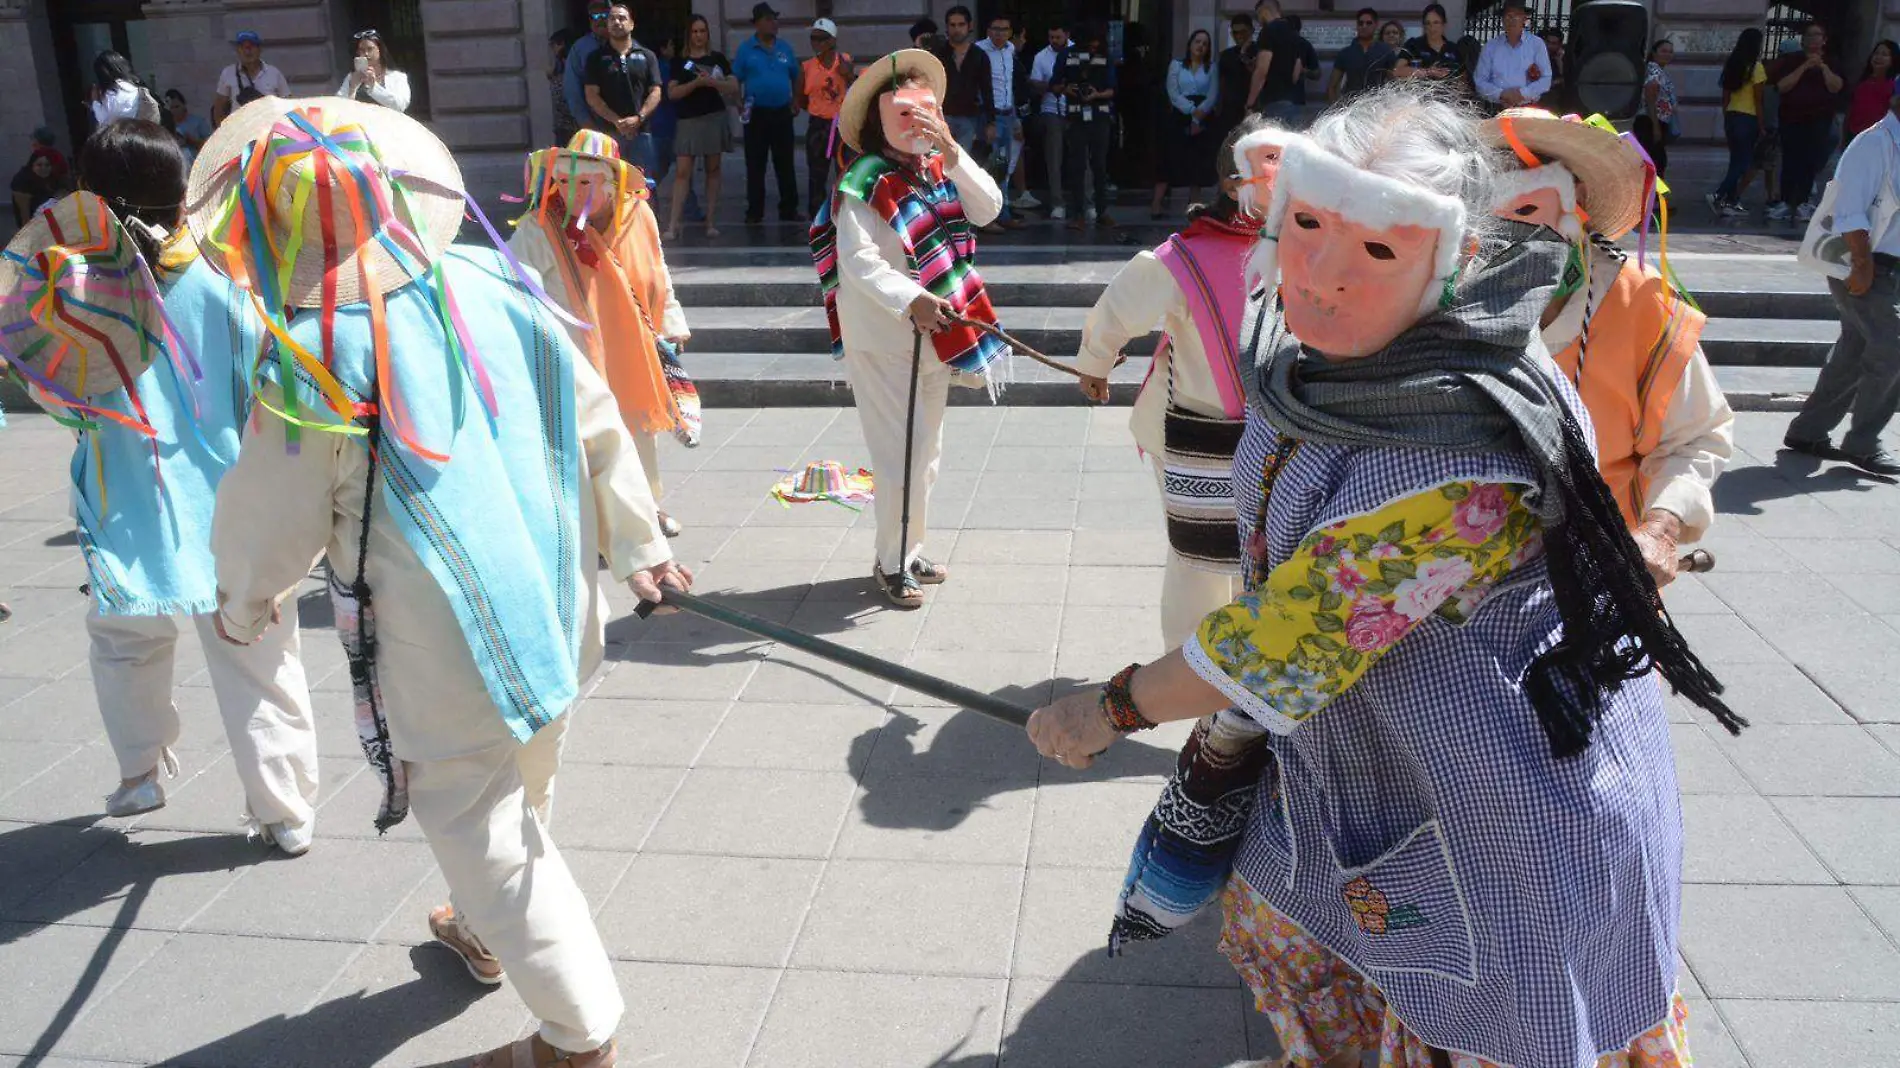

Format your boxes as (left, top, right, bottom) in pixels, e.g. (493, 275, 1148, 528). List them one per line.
(1491, 162, 1582, 240)
(1245, 82, 1502, 316)
(1233, 123, 1305, 221)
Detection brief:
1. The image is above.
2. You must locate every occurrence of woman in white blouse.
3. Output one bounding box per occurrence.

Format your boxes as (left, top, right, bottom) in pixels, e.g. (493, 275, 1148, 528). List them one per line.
(1151, 29, 1220, 218)
(87, 52, 160, 129)
(337, 29, 411, 112)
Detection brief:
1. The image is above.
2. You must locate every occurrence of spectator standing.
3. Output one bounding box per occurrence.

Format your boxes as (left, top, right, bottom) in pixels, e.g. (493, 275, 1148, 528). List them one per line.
(1635, 39, 1679, 181)
(1028, 20, 1071, 217)
(931, 7, 991, 156)
(665, 14, 736, 240)
(1058, 22, 1117, 229)
(1009, 25, 1039, 211)
(1367, 21, 1407, 87)
(1474, 0, 1551, 108)
(1329, 8, 1394, 103)
(1152, 29, 1220, 217)
(1216, 14, 1255, 135)
(337, 29, 411, 112)
(563, 2, 611, 139)
(910, 19, 940, 50)
(651, 35, 684, 202)
(797, 18, 854, 219)
(976, 14, 1027, 228)
(1783, 84, 1900, 475)
(9, 146, 66, 228)
(1542, 29, 1570, 111)
(1767, 22, 1845, 221)
(1710, 28, 1768, 215)
(1846, 40, 1898, 139)
(212, 30, 289, 126)
(1286, 15, 1322, 113)
(1244, 0, 1304, 125)
(734, 2, 801, 223)
(549, 30, 582, 144)
(582, 3, 662, 175)
(88, 52, 158, 130)
(163, 90, 212, 160)
(1395, 4, 1463, 84)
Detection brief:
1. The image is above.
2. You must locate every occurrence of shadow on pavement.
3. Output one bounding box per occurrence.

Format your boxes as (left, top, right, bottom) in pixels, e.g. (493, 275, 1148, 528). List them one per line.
(1715, 449, 1897, 515)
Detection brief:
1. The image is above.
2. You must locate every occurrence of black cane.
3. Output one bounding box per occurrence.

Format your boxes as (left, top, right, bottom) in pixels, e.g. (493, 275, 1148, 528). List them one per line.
(633, 589, 1032, 728)
(898, 327, 923, 586)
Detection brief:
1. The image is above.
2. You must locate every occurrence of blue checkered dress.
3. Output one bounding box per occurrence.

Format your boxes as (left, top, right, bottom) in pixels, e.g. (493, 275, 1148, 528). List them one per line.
(1226, 414, 1682, 1068)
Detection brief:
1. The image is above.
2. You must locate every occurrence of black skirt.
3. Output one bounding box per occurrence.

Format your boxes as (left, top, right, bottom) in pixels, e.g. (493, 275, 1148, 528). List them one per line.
(1164, 102, 1219, 188)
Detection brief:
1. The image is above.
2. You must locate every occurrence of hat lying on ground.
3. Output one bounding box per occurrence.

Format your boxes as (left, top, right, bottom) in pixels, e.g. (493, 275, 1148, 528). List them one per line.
(0, 191, 175, 405)
(1482, 108, 1647, 241)
(838, 49, 947, 153)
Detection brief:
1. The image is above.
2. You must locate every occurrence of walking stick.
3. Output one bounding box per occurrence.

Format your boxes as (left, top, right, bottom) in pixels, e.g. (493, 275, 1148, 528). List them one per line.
(948, 313, 1123, 379)
(899, 327, 922, 588)
(634, 589, 1033, 728)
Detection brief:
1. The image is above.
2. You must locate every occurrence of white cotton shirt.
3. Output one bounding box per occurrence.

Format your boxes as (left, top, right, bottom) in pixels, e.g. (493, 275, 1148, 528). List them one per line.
(1474, 34, 1551, 103)
(89, 82, 148, 126)
(1830, 110, 1900, 256)
(977, 38, 1016, 112)
(1076, 249, 1235, 458)
(835, 151, 1002, 357)
(337, 69, 413, 113)
(1031, 46, 1063, 115)
(216, 62, 291, 104)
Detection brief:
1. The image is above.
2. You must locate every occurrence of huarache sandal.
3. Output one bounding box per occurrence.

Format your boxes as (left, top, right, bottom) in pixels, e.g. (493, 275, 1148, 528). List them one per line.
(908, 557, 949, 585)
(874, 564, 926, 609)
(469, 1036, 617, 1067)
(430, 904, 504, 986)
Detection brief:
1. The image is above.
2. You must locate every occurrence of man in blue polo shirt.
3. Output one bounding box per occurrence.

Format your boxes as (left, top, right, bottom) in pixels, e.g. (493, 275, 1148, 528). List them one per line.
(733, 1, 801, 223)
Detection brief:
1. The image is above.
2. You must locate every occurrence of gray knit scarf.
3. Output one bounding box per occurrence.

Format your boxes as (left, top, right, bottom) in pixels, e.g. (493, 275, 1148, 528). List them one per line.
(1243, 221, 1745, 756)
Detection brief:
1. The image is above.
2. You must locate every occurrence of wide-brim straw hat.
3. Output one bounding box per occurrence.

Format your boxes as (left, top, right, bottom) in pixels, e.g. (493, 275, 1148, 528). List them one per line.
(0, 191, 168, 399)
(183, 95, 466, 308)
(838, 49, 947, 153)
(1482, 108, 1647, 241)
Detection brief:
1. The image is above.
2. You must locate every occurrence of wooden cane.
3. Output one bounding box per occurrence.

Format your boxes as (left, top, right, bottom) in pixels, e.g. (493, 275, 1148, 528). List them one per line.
(1678, 548, 1715, 574)
(948, 313, 1122, 379)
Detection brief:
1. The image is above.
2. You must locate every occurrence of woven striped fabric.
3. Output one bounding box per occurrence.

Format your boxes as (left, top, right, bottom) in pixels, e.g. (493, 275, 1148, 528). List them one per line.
(810, 153, 1006, 374)
(1161, 404, 1247, 570)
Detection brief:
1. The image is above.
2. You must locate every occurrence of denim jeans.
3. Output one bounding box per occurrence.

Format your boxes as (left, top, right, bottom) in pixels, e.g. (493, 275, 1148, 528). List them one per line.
(610, 130, 656, 186)
(1715, 111, 1758, 202)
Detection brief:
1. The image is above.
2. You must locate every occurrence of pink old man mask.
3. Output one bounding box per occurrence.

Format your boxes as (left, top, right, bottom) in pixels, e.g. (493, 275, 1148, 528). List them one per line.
(878, 86, 939, 157)
(1491, 163, 1581, 240)
(1234, 127, 1300, 221)
(1251, 139, 1469, 360)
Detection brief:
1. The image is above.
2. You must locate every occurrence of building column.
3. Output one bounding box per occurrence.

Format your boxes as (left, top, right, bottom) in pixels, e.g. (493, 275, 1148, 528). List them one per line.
(142, 0, 231, 109)
(422, 0, 534, 220)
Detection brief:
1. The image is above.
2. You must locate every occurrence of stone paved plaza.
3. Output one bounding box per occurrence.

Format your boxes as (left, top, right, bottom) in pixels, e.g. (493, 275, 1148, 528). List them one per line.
(2, 405, 1899, 1068)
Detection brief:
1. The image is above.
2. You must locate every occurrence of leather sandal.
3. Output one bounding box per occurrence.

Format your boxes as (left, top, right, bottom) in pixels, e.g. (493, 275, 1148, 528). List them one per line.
(873, 563, 925, 609)
(469, 1036, 617, 1067)
(430, 904, 504, 986)
(908, 556, 949, 585)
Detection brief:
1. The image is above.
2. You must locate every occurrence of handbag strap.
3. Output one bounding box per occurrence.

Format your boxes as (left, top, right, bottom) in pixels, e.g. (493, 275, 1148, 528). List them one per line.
(351, 412, 382, 602)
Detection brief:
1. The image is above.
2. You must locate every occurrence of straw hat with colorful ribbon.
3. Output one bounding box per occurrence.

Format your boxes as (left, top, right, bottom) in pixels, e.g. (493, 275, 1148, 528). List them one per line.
(838, 49, 947, 153)
(0, 191, 196, 435)
(1482, 108, 1647, 241)
(181, 96, 576, 461)
(520, 129, 650, 236)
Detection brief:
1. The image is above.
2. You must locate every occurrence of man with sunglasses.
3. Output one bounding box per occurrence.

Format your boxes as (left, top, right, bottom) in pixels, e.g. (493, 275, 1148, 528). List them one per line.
(562, 0, 612, 145)
(583, 2, 662, 176)
(1329, 7, 1393, 102)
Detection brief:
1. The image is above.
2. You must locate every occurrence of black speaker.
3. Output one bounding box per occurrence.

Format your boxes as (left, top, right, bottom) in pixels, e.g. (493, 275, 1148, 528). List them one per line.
(1569, 0, 1650, 119)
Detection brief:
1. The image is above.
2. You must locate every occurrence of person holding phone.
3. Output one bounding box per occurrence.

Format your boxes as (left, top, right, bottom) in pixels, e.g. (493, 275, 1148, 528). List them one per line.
(337, 29, 411, 112)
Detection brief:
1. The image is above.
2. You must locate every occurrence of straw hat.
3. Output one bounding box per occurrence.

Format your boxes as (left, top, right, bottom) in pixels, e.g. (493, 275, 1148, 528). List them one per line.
(0, 192, 167, 399)
(1481, 108, 1647, 241)
(183, 95, 466, 308)
(838, 49, 947, 153)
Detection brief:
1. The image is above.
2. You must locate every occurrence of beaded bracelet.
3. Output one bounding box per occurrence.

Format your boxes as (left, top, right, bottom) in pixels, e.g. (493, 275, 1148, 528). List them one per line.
(1101, 662, 1159, 733)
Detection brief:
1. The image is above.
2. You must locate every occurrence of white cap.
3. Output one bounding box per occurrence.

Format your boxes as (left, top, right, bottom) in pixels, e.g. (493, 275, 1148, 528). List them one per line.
(811, 17, 839, 38)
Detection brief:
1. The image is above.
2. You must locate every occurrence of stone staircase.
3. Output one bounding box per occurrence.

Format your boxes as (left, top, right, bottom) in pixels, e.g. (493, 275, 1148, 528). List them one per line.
(667, 230, 1835, 411)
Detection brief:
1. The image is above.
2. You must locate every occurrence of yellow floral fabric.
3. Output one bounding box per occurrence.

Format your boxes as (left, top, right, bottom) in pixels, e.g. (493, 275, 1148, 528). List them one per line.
(1194, 480, 1541, 731)
(1218, 875, 1694, 1068)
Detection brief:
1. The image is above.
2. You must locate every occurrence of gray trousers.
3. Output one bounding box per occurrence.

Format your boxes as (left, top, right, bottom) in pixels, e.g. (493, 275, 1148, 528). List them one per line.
(1037, 112, 1064, 202)
(1788, 265, 1900, 456)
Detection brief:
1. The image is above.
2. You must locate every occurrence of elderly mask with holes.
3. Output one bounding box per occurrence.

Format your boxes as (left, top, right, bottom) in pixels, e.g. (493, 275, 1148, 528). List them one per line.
(878, 85, 940, 157)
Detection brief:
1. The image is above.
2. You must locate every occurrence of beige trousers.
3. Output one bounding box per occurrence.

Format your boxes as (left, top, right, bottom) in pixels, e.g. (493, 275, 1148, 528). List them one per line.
(1149, 457, 1243, 650)
(632, 430, 664, 502)
(86, 608, 319, 828)
(843, 345, 952, 575)
(406, 711, 620, 1053)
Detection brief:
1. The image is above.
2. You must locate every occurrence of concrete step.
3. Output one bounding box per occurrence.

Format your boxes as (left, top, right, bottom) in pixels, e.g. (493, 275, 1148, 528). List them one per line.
(679, 305, 1840, 368)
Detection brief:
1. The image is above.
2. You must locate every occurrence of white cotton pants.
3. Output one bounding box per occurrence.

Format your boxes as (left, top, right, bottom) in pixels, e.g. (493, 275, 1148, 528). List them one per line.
(406, 711, 621, 1054)
(86, 608, 319, 828)
(843, 345, 951, 575)
(1149, 457, 1243, 651)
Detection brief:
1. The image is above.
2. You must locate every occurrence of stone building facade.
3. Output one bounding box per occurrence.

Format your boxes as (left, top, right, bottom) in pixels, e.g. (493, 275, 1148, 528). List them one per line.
(2, 0, 1895, 224)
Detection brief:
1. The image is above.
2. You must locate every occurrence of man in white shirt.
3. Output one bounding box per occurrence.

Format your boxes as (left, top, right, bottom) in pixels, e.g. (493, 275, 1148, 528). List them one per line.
(1028, 21, 1070, 218)
(211, 30, 290, 125)
(1785, 88, 1900, 476)
(1474, 0, 1550, 107)
(977, 14, 1033, 216)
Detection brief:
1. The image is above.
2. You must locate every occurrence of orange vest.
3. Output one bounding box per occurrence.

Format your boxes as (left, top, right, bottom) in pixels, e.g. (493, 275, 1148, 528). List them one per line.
(1550, 256, 1705, 529)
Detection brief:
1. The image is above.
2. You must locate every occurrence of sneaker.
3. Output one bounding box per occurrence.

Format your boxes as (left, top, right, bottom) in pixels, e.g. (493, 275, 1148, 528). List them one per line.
(1795, 202, 1815, 222)
(1782, 434, 1834, 458)
(1837, 447, 1900, 476)
(1012, 191, 1042, 210)
(1719, 201, 1749, 218)
(1704, 192, 1722, 213)
(1765, 202, 1792, 221)
(264, 819, 313, 857)
(1085, 208, 1098, 223)
(105, 772, 167, 818)
(1049, 207, 1066, 220)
